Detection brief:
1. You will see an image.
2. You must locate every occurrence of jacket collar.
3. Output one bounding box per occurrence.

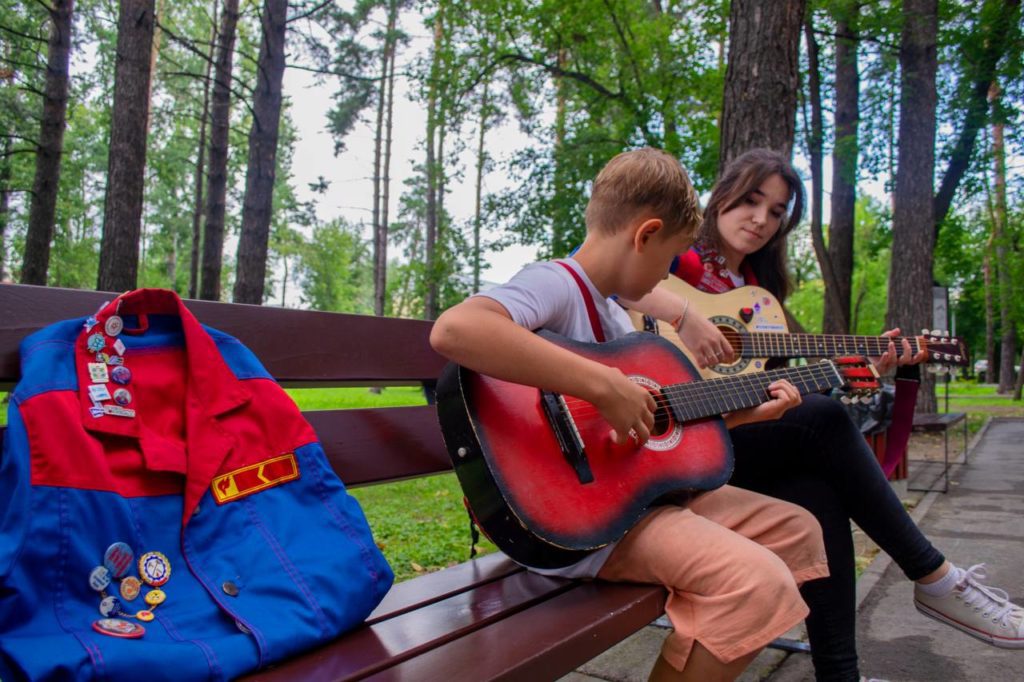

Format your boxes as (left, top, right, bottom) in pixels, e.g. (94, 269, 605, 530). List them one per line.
(76, 289, 252, 520)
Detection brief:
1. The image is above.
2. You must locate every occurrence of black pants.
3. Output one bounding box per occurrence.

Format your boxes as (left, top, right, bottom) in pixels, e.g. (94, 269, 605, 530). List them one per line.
(728, 393, 946, 682)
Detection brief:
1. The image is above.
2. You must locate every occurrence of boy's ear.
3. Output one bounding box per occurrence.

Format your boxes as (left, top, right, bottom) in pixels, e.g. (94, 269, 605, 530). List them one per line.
(634, 218, 664, 251)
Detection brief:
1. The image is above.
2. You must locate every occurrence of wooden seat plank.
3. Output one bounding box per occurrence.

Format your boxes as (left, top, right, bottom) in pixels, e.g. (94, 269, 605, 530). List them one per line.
(370, 581, 667, 682)
(241, 570, 578, 682)
(367, 553, 521, 623)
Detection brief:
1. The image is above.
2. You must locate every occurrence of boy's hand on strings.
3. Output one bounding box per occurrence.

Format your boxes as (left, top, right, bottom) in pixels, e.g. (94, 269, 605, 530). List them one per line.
(592, 366, 657, 446)
(678, 312, 735, 369)
(723, 379, 801, 429)
(874, 328, 928, 374)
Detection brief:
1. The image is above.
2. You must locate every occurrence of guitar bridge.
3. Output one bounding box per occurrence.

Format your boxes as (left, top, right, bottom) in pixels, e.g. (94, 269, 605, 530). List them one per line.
(540, 391, 595, 484)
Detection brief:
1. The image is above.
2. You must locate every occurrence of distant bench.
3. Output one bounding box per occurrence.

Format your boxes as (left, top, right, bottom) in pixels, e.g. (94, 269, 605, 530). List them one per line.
(0, 283, 667, 680)
(908, 411, 968, 493)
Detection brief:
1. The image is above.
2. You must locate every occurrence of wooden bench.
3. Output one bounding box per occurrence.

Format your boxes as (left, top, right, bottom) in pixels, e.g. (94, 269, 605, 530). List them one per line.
(908, 412, 968, 494)
(0, 283, 667, 680)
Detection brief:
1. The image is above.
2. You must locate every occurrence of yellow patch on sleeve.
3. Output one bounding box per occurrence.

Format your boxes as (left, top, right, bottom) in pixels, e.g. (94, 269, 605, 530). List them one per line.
(211, 453, 300, 504)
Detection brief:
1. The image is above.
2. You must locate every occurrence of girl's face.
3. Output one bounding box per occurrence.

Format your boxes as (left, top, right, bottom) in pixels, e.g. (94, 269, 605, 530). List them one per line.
(715, 173, 790, 268)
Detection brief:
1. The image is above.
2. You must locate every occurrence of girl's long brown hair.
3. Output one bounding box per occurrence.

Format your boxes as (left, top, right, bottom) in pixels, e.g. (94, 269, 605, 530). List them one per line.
(699, 149, 805, 302)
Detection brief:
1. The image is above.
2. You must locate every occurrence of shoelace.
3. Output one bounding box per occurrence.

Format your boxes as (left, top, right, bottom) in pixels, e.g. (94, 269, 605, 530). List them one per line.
(957, 564, 1024, 630)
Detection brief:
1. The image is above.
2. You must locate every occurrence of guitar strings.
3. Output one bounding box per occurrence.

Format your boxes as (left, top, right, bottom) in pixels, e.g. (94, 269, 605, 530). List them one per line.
(557, 363, 845, 423)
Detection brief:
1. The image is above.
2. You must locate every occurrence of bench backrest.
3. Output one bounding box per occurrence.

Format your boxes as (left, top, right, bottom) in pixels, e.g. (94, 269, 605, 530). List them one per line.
(0, 283, 452, 486)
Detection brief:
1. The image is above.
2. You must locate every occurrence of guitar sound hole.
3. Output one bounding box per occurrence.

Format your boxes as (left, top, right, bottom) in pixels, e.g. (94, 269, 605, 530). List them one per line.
(651, 395, 671, 437)
(719, 327, 744, 358)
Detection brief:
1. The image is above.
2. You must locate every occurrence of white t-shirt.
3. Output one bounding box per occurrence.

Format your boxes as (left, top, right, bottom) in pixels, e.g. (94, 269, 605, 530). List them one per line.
(476, 258, 636, 579)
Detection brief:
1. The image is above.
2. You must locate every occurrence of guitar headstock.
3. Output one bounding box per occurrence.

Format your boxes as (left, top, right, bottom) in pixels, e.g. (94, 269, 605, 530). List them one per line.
(918, 329, 968, 367)
(833, 356, 882, 403)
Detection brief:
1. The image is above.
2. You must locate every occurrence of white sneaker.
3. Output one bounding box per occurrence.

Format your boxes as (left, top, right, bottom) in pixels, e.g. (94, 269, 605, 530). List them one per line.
(914, 563, 1024, 649)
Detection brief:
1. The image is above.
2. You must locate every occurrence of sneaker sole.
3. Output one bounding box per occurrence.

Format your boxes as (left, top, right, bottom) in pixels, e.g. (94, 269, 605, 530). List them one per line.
(914, 598, 1024, 649)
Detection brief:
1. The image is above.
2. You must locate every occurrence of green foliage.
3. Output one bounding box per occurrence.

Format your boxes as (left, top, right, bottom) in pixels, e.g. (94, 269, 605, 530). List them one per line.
(297, 218, 373, 313)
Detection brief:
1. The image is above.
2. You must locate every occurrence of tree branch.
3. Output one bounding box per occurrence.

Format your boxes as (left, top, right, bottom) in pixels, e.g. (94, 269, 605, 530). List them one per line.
(498, 51, 624, 100)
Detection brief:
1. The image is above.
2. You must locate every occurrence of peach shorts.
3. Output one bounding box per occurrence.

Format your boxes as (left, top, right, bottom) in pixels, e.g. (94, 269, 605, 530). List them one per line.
(597, 484, 829, 670)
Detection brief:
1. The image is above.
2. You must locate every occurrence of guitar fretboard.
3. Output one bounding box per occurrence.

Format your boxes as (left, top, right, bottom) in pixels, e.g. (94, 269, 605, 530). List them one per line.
(663, 363, 844, 423)
(740, 334, 920, 359)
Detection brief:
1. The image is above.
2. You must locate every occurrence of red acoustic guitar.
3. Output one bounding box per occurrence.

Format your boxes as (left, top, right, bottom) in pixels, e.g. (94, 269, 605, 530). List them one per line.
(436, 330, 879, 569)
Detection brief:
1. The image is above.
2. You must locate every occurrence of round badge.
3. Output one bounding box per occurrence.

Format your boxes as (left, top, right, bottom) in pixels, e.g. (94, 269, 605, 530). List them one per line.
(103, 542, 135, 578)
(144, 588, 166, 606)
(92, 618, 145, 639)
(104, 315, 124, 337)
(120, 576, 142, 601)
(87, 333, 106, 352)
(99, 595, 123, 617)
(110, 365, 132, 385)
(703, 262, 714, 272)
(138, 552, 171, 587)
(135, 610, 155, 622)
(89, 566, 111, 592)
(113, 388, 132, 406)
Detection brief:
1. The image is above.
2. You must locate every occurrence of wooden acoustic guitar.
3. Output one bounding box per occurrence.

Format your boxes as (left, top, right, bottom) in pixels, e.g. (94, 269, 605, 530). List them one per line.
(628, 276, 969, 379)
(436, 330, 880, 569)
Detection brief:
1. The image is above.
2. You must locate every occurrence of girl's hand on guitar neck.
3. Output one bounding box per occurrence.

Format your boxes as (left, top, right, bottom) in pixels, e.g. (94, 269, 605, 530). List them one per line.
(874, 328, 929, 375)
(723, 379, 802, 429)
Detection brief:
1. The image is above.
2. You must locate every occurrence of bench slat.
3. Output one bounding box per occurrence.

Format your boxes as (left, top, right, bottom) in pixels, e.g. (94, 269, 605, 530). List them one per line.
(240, 570, 578, 681)
(370, 581, 667, 681)
(0, 284, 446, 386)
(307, 407, 451, 486)
(368, 553, 521, 623)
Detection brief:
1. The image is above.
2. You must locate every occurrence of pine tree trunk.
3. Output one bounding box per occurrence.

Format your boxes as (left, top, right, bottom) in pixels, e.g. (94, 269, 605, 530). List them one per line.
(200, 0, 239, 301)
(423, 13, 442, 320)
(0, 137, 9, 282)
(472, 82, 489, 294)
(984, 246, 996, 381)
(990, 84, 1016, 393)
(98, 0, 155, 293)
(233, 0, 288, 305)
(189, 2, 218, 299)
(887, 0, 938, 413)
(379, 29, 397, 314)
(22, 0, 74, 286)
(373, 2, 398, 317)
(552, 48, 571, 258)
(719, 0, 806, 168)
(825, 4, 859, 335)
(802, 18, 844, 334)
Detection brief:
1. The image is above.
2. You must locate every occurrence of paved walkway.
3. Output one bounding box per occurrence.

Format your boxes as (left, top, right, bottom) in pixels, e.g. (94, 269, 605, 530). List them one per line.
(567, 417, 1024, 682)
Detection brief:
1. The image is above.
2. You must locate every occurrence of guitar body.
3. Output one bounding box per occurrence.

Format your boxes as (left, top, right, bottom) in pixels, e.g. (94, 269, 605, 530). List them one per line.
(627, 276, 789, 378)
(436, 331, 733, 569)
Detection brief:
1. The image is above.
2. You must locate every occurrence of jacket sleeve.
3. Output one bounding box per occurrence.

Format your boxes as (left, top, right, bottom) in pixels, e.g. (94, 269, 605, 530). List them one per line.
(0, 402, 30, 582)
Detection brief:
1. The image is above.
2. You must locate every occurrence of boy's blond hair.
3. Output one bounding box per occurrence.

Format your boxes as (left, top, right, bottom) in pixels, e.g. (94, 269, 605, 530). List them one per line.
(584, 147, 701, 240)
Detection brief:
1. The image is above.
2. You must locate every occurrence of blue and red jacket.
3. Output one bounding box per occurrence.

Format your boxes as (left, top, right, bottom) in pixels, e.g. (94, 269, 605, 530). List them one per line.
(0, 289, 393, 681)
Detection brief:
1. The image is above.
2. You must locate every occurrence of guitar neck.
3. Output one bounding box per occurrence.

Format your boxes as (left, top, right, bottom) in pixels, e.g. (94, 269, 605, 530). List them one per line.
(740, 334, 920, 359)
(664, 363, 844, 423)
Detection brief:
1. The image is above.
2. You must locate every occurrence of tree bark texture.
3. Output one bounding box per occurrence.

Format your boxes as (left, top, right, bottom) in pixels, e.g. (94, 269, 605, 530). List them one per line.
(802, 18, 845, 334)
(379, 28, 397, 312)
(719, 0, 806, 169)
(825, 4, 859, 335)
(189, 2, 218, 299)
(933, 0, 1021, 238)
(372, 1, 397, 317)
(233, 0, 288, 305)
(887, 0, 938, 413)
(0, 137, 10, 282)
(984, 246, 996, 380)
(98, 0, 155, 292)
(472, 82, 489, 294)
(423, 12, 442, 320)
(200, 0, 239, 301)
(990, 85, 1017, 393)
(21, 0, 74, 286)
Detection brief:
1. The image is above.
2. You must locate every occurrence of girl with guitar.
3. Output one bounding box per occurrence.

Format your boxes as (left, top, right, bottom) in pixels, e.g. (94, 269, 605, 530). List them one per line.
(627, 149, 1024, 679)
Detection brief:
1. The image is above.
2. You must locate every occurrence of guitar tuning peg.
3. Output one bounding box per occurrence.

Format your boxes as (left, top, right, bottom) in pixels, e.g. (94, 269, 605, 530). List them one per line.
(926, 363, 940, 374)
(860, 395, 874, 404)
(930, 329, 941, 336)
(936, 365, 949, 376)
(840, 395, 852, 405)
(954, 355, 962, 362)
(921, 328, 930, 335)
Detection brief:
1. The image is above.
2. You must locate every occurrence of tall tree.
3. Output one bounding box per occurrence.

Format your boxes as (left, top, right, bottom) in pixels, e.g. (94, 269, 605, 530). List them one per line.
(887, 0, 938, 413)
(233, 0, 288, 304)
(989, 83, 1017, 393)
(824, 0, 860, 335)
(372, 0, 400, 316)
(189, 1, 218, 299)
(423, 9, 443, 320)
(719, 0, 807, 167)
(21, 0, 74, 285)
(200, 0, 239, 301)
(97, 0, 156, 292)
(933, 0, 1022, 238)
